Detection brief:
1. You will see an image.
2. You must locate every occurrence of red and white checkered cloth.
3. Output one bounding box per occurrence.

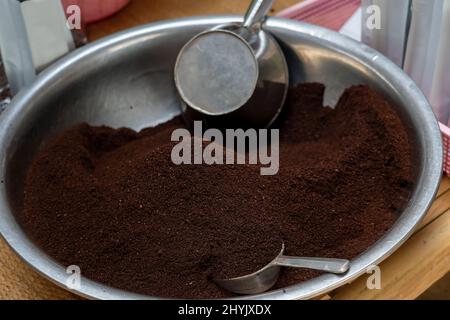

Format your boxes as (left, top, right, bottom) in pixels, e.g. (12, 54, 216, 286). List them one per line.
(278, 0, 450, 176)
(441, 124, 450, 175)
(277, 0, 361, 31)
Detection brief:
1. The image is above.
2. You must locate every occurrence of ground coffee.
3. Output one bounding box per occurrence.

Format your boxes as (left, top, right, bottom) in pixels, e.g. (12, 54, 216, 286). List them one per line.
(21, 84, 414, 298)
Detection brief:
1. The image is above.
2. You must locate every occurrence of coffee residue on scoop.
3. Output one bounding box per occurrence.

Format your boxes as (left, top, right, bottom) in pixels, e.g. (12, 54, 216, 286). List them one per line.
(20, 84, 414, 298)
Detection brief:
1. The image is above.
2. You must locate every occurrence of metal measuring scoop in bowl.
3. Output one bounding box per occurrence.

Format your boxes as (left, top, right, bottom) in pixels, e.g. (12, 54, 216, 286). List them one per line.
(174, 0, 289, 129)
(214, 243, 350, 295)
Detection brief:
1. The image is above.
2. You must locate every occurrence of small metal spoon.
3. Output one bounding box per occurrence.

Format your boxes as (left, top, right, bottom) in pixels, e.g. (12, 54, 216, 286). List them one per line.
(214, 243, 350, 295)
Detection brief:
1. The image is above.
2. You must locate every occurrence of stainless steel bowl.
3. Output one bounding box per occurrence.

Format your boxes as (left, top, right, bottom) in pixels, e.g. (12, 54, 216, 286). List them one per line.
(0, 16, 443, 300)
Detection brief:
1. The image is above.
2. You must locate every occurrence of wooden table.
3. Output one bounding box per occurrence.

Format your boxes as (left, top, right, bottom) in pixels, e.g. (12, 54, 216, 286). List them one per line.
(1, 0, 449, 300)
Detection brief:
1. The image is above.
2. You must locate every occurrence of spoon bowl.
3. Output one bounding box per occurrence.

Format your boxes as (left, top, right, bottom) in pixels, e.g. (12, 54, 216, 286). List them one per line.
(214, 243, 350, 295)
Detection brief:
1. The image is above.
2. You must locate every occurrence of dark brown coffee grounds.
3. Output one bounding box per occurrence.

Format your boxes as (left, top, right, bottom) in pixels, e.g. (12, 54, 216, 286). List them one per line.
(20, 84, 414, 298)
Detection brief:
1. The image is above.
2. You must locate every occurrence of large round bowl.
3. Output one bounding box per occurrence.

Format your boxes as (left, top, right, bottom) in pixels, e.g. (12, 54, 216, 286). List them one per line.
(0, 16, 443, 299)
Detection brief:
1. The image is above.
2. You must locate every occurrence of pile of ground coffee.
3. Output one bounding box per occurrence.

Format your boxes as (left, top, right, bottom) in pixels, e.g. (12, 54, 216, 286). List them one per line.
(20, 84, 414, 298)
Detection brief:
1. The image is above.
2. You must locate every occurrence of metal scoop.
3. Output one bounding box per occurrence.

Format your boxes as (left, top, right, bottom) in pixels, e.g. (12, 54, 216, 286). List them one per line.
(175, 0, 289, 128)
(214, 243, 350, 295)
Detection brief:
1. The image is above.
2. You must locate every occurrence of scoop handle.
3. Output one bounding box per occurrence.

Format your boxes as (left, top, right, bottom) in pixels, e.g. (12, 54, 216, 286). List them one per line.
(274, 256, 350, 274)
(243, 0, 274, 29)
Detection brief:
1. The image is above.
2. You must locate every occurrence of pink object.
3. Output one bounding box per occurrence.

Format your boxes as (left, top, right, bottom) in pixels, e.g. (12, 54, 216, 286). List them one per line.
(278, 0, 450, 176)
(62, 0, 130, 24)
(277, 0, 361, 31)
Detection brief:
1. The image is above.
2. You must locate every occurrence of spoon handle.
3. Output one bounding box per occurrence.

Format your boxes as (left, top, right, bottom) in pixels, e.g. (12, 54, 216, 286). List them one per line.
(243, 0, 274, 29)
(274, 256, 350, 274)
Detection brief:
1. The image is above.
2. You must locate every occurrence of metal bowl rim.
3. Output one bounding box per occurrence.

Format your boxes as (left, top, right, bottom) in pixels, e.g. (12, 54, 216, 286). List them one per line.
(0, 15, 443, 300)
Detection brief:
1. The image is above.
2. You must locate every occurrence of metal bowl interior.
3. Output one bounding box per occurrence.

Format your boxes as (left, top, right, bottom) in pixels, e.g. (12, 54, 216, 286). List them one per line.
(0, 16, 443, 300)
